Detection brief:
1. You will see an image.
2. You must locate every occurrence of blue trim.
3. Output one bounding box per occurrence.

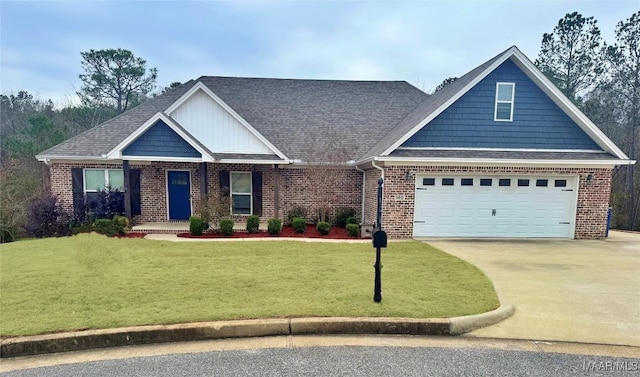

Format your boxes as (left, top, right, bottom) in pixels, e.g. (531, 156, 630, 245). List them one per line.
(402, 59, 601, 150)
(123, 120, 201, 158)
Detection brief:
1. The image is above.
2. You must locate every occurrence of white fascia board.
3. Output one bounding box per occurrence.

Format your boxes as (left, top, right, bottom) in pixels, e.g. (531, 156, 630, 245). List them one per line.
(106, 112, 215, 162)
(395, 146, 610, 153)
(507, 49, 629, 160)
(36, 155, 109, 162)
(381, 47, 518, 156)
(165, 82, 289, 160)
(216, 159, 289, 165)
(377, 156, 634, 168)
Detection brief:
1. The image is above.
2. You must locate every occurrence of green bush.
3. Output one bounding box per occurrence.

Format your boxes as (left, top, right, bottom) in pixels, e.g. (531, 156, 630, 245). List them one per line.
(292, 217, 306, 233)
(286, 206, 307, 224)
(335, 208, 357, 227)
(246, 215, 260, 233)
(346, 216, 359, 225)
(189, 216, 205, 236)
(346, 223, 360, 237)
(113, 215, 129, 229)
(94, 218, 123, 237)
(267, 218, 282, 236)
(316, 221, 331, 235)
(220, 219, 234, 236)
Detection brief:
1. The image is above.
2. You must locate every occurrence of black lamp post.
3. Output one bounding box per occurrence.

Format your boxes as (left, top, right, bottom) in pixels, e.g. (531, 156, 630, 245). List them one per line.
(372, 177, 387, 303)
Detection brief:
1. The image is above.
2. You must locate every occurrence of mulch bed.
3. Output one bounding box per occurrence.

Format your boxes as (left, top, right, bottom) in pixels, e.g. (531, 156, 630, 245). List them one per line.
(119, 232, 147, 238)
(177, 224, 358, 240)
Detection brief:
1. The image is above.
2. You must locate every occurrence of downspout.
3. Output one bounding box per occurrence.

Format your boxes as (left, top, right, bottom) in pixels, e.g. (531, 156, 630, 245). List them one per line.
(354, 165, 366, 224)
(371, 157, 384, 179)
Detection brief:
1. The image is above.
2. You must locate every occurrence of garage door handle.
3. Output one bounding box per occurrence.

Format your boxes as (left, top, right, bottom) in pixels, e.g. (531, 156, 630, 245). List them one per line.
(562, 189, 573, 192)
(559, 222, 570, 224)
(414, 221, 426, 223)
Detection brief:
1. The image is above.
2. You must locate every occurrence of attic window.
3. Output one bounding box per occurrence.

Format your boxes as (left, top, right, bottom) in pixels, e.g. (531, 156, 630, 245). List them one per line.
(494, 82, 515, 121)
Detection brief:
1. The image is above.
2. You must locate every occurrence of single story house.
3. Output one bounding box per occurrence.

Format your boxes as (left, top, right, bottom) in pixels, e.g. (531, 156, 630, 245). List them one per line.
(37, 46, 633, 239)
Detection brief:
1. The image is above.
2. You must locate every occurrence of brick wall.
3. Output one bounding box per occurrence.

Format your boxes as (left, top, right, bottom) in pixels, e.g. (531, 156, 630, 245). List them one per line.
(380, 165, 612, 240)
(50, 162, 362, 225)
(49, 162, 611, 239)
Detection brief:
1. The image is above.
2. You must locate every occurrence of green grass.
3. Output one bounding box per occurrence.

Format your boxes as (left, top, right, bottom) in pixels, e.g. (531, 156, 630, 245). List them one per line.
(0, 234, 499, 336)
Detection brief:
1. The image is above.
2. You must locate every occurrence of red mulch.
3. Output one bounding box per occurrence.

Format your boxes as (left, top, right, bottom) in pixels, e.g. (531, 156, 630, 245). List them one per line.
(177, 224, 357, 239)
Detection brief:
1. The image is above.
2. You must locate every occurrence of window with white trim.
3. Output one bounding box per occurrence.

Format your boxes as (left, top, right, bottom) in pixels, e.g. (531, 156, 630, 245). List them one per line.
(494, 82, 515, 121)
(231, 172, 252, 215)
(84, 169, 124, 192)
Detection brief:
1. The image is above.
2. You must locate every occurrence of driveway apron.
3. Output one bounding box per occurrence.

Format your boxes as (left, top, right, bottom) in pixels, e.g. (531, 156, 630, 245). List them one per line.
(426, 231, 640, 346)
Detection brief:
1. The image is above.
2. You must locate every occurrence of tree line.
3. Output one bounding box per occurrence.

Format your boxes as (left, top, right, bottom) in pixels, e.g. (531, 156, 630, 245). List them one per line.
(1, 11, 638, 241)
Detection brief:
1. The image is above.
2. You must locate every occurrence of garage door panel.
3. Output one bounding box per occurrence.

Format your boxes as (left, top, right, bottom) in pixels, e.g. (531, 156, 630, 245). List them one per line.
(413, 175, 576, 238)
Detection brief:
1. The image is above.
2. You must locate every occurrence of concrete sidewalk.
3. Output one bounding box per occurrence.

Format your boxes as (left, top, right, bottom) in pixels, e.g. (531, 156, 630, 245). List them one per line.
(428, 231, 640, 347)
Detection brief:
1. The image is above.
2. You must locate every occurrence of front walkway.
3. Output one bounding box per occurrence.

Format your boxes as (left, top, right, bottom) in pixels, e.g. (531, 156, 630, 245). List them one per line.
(427, 231, 640, 346)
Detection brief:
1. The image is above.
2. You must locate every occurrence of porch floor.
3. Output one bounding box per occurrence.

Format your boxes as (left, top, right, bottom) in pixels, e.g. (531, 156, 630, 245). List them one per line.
(131, 221, 268, 234)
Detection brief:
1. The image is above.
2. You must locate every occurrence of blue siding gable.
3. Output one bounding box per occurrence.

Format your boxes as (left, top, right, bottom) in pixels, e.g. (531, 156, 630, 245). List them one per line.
(123, 120, 201, 158)
(402, 59, 601, 150)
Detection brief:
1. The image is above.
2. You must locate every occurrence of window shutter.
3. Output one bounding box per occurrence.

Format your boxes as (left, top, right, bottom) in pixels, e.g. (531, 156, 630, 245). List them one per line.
(71, 168, 85, 217)
(219, 170, 230, 196)
(252, 171, 263, 217)
(130, 169, 141, 216)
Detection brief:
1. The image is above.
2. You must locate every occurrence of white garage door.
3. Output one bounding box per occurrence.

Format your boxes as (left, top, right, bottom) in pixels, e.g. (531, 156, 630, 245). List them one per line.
(413, 175, 577, 238)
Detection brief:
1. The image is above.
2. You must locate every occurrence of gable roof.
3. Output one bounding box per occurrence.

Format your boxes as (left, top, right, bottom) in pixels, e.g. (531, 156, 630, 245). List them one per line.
(36, 82, 196, 160)
(360, 46, 630, 163)
(195, 77, 428, 160)
(37, 78, 427, 162)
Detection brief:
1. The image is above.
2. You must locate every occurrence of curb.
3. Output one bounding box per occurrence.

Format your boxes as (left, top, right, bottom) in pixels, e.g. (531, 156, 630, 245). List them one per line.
(0, 305, 515, 358)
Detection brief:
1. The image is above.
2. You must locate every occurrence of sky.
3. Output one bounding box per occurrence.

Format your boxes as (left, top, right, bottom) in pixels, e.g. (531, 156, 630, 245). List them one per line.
(0, 0, 637, 106)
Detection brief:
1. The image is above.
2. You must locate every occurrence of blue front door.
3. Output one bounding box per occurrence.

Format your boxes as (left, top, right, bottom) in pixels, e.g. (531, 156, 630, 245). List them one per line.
(168, 170, 191, 220)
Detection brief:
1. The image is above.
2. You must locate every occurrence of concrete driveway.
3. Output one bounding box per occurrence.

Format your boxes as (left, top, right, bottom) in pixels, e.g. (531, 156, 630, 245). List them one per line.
(427, 231, 640, 346)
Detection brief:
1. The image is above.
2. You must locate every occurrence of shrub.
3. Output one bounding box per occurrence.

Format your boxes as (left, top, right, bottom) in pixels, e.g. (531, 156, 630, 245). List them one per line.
(24, 194, 72, 238)
(335, 207, 357, 227)
(346, 223, 360, 237)
(113, 215, 129, 229)
(286, 206, 307, 224)
(292, 217, 306, 233)
(189, 216, 205, 236)
(346, 216, 359, 225)
(201, 194, 231, 230)
(246, 215, 260, 233)
(316, 221, 331, 235)
(267, 218, 282, 236)
(94, 218, 124, 237)
(220, 219, 234, 236)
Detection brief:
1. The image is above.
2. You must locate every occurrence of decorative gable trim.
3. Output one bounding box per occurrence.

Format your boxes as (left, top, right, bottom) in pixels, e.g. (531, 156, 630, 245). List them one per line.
(382, 46, 629, 160)
(165, 82, 288, 160)
(106, 112, 215, 162)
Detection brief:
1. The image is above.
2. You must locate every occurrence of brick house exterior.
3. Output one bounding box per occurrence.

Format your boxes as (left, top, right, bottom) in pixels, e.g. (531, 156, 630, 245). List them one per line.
(38, 46, 632, 239)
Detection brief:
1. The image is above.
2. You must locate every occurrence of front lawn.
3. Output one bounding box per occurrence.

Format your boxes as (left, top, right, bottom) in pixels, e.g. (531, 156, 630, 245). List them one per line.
(0, 234, 499, 336)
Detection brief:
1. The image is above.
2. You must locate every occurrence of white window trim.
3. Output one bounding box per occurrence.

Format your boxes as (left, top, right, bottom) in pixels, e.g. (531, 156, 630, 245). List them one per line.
(230, 171, 252, 215)
(494, 82, 515, 122)
(83, 168, 123, 193)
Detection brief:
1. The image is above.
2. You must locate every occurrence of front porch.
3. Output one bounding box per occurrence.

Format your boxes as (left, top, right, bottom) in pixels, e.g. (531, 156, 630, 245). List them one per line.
(131, 221, 269, 234)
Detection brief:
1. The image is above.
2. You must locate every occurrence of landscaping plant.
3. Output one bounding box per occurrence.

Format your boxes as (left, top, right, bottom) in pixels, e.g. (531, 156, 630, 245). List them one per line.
(267, 218, 282, 236)
(292, 217, 306, 233)
(335, 207, 357, 227)
(316, 221, 331, 235)
(219, 219, 234, 236)
(346, 223, 360, 237)
(24, 194, 72, 238)
(246, 215, 260, 233)
(189, 216, 205, 236)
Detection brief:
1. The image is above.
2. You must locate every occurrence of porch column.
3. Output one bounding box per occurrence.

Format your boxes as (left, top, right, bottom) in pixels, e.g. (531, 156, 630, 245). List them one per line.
(274, 164, 280, 218)
(123, 160, 132, 221)
(199, 162, 208, 204)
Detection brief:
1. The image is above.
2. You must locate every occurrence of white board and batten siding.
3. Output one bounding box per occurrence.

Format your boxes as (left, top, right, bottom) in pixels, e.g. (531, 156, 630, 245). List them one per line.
(413, 174, 578, 238)
(170, 89, 273, 154)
